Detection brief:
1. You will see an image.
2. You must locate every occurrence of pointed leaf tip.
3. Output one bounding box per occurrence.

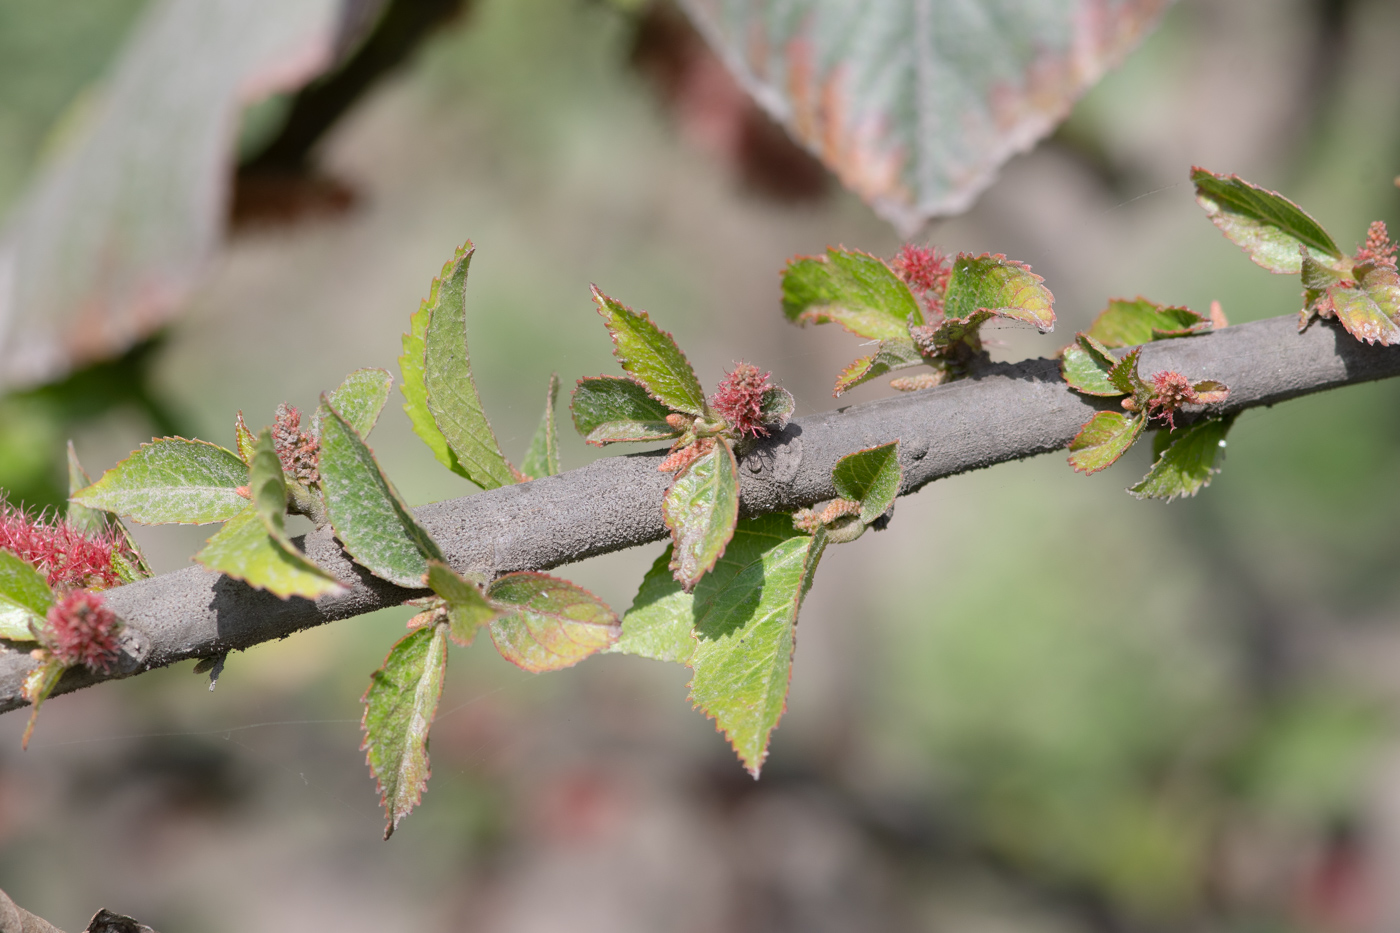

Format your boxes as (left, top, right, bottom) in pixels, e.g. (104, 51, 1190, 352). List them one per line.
(1191, 167, 1341, 273)
(592, 288, 707, 415)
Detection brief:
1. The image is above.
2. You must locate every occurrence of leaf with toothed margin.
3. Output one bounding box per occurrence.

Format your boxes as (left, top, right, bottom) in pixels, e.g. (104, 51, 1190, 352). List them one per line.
(362, 622, 448, 840)
(400, 252, 471, 483)
(592, 288, 707, 416)
(1107, 347, 1148, 398)
(1068, 411, 1144, 474)
(326, 368, 394, 440)
(318, 398, 444, 588)
(486, 572, 620, 671)
(611, 548, 697, 662)
(0, 549, 53, 641)
(1131, 415, 1236, 501)
(1191, 167, 1342, 273)
(1317, 262, 1400, 346)
(234, 411, 258, 464)
(663, 442, 740, 590)
(418, 244, 518, 490)
(834, 338, 925, 396)
(781, 248, 922, 341)
(942, 253, 1055, 332)
(521, 374, 561, 479)
(1085, 297, 1211, 348)
(831, 441, 901, 524)
(425, 561, 496, 646)
(1061, 334, 1121, 397)
(72, 437, 249, 525)
(571, 375, 684, 445)
(67, 442, 151, 582)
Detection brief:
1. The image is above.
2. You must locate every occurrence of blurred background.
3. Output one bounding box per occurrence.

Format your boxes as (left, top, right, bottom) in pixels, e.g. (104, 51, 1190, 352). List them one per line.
(2, 0, 1400, 929)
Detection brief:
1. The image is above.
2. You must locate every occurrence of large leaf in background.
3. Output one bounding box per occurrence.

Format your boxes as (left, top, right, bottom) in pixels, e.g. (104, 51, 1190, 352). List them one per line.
(0, 0, 380, 390)
(678, 0, 1172, 233)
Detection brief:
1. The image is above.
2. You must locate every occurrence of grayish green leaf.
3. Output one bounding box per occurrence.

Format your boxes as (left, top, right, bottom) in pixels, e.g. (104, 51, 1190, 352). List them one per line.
(425, 560, 496, 646)
(831, 441, 902, 524)
(571, 375, 684, 445)
(72, 437, 249, 524)
(663, 442, 741, 590)
(326, 368, 394, 440)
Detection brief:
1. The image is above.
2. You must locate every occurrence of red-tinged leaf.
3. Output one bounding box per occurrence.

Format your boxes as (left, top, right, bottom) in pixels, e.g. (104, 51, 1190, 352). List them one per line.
(1131, 415, 1236, 501)
(1085, 297, 1210, 348)
(1191, 380, 1230, 405)
(923, 309, 995, 350)
(592, 288, 707, 416)
(234, 411, 257, 464)
(1061, 333, 1121, 397)
(1191, 167, 1342, 273)
(1107, 347, 1147, 398)
(942, 253, 1054, 333)
(487, 572, 620, 672)
(425, 561, 496, 646)
(781, 248, 922, 340)
(361, 624, 449, 839)
(571, 375, 684, 445)
(521, 373, 561, 479)
(1327, 284, 1400, 346)
(833, 338, 925, 396)
(1068, 410, 1144, 475)
(663, 441, 740, 590)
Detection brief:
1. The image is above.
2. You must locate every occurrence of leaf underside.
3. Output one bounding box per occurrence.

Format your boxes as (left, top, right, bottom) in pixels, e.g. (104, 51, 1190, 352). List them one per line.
(1131, 415, 1236, 501)
(663, 442, 741, 590)
(593, 288, 707, 415)
(487, 572, 620, 672)
(1068, 410, 1144, 475)
(1085, 297, 1209, 348)
(835, 338, 925, 396)
(571, 375, 683, 445)
(72, 437, 249, 525)
(781, 248, 921, 340)
(1191, 167, 1341, 273)
(831, 441, 902, 524)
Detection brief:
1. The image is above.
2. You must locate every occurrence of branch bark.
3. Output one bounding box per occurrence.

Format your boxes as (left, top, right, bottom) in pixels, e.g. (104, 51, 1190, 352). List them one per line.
(2, 314, 1395, 713)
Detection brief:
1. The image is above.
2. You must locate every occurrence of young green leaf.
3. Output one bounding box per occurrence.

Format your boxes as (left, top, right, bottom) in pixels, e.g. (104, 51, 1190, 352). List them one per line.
(64, 441, 107, 537)
(663, 442, 740, 590)
(1107, 347, 1148, 398)
(424, 560, 496, 646)
(195, 506, 342, 600)
(1191, 167, 1342, 273)
(72, 437, 249, 525)
(1085, 297, 1211, 348)
(831, 441, 901, 524)
(1131, 415, 1236, 501)
(571, 376, 684, 445)
(521, 373, 561, 479)
(400, 260, 471, 482)
(361, 623, 449, 839)
(1068, 411, 1144, 474)
(21, 658, 65, 749)
(234, 411, 258, 464)
(417, 244, 518, 490)
(318, 397, 444, 588)
(0, 550, 53, 640)
(834, 338, 925, 396)
(1061, 334, 1121, 397)
(781, 248, 922, 340)
(592, 287, 707, 415)
(941, 253, 1055, 332)
(249, 429, 288, 529)
(326, 368, 394, 440)
(612, 548, 697, 663)
(487, 572, 620, 671)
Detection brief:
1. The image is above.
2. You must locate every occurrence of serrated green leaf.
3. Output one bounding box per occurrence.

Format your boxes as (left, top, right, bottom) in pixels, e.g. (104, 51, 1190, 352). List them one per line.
(571, 375, 683, 445)
(1068, 411, 1144, 475)
(425, 561, 496, 646)
(521, 374, 561, 479)
(318, 397, 443, 588)
(327, 368, 394, 440)
(72, 437, 249, 525)
(834, 338, 925, 396)
(663, 442, 740, 590)
(362, 623, 448, 839)
(249, 429, 287, 531)
(418, 244, 518, 490)
(1131, 415, 1236, 501)
(831, 441, 901, 524)
(194, 505, 341, 600)
(782, 248, 922, 340)
(234, 411, 258, 464)
(1326, 264, 1400, 346)
(401, 271, 471, 482)
(65, 441, 107, 536)
(0, 549, 53, 641)
(487, 572, 620, 672)
(1107, 347, 1147, 398)
(1061, 334, 1121, 397)
(593, 288, 707, 415)
(1085, 297, 1210, 348)
(612, 548, 697, 662)
(1191, 167, 1342, 273)
(942, 254, 1055, 332)
(21, 658, 65, 749)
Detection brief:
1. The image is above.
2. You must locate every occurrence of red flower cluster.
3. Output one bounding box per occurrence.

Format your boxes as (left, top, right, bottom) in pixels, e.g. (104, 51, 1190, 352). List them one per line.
(709, 363, 773, 438)
(273, 403, 320, 485)
(1355, 221, 1398, 271)
(1147, 371, 1199, 429)
(45, 590, 122, 671)
(0, 502, 129, 591)
(891, 245, 952, 298)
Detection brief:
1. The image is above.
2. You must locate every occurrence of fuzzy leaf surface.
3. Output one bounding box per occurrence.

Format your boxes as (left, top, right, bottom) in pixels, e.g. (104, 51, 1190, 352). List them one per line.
(487, 572, 620, 672)
(1191, 167, 1341, 273)
(831, 441, 902, 524)
(0, 549, 53, 640)
(781, 248, 921, 340)
(571, 376, 683, 445)
(759, 386, 795, 427)
(834, 338, 925, 396)
(362, 623, 448, 839)
(1131, 415, 1236, 500)
(326, 368, 393, 440)
(1068, 410, 1144, 474)
(593, 288, 707, 415)
(522, 373, 561, 478)
(420, 244, 517, 490)
(1085, 297, 1210, 347)
(425, 561, 496, 646)
(318, 398, 444, 588)
(1060, 334, 1121, 396)
(72, 437, 249, 524)
(400, 271, 470, 482)
(194, 505, 341, 599)
(663, 442, 741, 590)
(942, 254, 1054, 332)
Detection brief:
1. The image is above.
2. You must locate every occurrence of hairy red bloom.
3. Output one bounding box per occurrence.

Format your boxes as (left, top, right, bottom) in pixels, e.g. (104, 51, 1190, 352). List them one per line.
(273, 403, 320, 485)
(46, 590, 121, 671)
(891, 245, 952, 297)
(1147, 371, 1199, 429)
(1354, 221, 1398, 271)
(0, 502, 130, 591)
(710, 362, 774, 438)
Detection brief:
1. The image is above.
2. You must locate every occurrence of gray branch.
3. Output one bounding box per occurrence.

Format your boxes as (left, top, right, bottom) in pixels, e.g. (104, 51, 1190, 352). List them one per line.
(2, 314, 1395, 713)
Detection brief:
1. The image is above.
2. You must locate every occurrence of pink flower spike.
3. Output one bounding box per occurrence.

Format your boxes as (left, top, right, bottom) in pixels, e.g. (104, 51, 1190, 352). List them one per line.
(1355, 221, 1398, 271)
(710, 363, 774, 438)
(0, 501, 131, 592)
(46, 590, 122, 672)
(1147, 371, 1200, 429)
(890, 244, 951, 296)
